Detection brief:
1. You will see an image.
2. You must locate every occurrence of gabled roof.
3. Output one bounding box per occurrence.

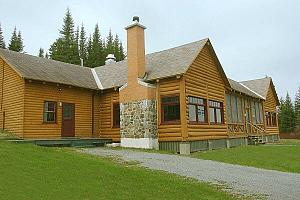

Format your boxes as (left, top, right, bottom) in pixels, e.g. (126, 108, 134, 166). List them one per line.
(94, 38, 209, 89)
(228, 78, 262, 98)
(240, 77, 280, 105)
(0, 48, 98, 90)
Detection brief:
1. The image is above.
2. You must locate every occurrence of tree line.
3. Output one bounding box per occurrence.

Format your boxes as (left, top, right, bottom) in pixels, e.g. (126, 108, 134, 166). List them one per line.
(0, 8, 125, 68)
(279, 87, 300, 133)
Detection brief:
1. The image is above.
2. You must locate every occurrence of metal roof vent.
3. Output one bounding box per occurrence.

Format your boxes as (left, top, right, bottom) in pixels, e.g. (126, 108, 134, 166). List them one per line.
(105, 54, 116, 65)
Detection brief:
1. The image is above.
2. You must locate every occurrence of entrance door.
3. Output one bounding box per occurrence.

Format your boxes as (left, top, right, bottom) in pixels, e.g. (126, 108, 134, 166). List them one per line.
(61, 103, 75, 137)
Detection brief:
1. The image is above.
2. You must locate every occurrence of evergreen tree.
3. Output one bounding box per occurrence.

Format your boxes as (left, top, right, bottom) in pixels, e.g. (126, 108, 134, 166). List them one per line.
(45, 52, 49, 59)
(49, 8, 79, 65)
(0, 23, 5, 49)
(17, 31, 24, 52)
(8, 27, 19, 52)
(105, 29, 114, 55)
(279, 93, 296, 133)
(118, 41, 126, 60)
(86, 24, 105, 67)
(38, 48, 44, 57)
(295, 86, 300, 129)
(79, 24, 87, 61)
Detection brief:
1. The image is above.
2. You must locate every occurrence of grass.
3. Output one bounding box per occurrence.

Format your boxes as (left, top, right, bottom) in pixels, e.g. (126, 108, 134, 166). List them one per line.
(0, 141, 235, 200)
(191, 139, 300, 173)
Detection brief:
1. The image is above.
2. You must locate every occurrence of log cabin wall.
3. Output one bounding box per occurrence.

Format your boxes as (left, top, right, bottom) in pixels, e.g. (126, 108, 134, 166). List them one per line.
(157, 77, 183, 142)
(184, 44, 228, 141)
(0, 58, 24, 137)
(99, 89, 120, 142)
(23, 81, 95, 138)
(265, 84, 279, 134)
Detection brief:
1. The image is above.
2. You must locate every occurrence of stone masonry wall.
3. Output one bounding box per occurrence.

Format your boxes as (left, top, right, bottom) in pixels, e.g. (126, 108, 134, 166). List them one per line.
(120, 99, 157, 138)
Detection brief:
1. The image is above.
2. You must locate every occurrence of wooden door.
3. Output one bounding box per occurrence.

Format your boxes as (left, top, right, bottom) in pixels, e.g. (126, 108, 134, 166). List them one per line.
(61, 103, 75, 137)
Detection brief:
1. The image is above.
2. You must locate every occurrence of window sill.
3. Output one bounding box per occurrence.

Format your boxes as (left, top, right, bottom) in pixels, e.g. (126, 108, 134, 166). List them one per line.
(188, 122, 208, 125)
(42, 122, 57, 124)
(161, 121, 181, 125)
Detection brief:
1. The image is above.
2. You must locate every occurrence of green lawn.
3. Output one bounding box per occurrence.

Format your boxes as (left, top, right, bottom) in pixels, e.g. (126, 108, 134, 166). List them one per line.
(0, 141, 234, 200)
(191, 139, 300, 173)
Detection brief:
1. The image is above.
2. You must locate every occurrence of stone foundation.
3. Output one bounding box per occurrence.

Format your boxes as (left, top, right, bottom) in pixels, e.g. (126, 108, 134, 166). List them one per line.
(120, 99, 157, 148)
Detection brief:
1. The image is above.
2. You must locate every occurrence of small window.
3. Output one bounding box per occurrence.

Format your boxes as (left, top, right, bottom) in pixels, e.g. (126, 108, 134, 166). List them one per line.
(271, 112, 277, 126)
(113, 103, 120, 128)
(266, 112, 272, 126)
(43, 101, 56, 123)
(188, 96, 207, 123)
(161, 95, 180, 123)
(209, 100, 224, 124)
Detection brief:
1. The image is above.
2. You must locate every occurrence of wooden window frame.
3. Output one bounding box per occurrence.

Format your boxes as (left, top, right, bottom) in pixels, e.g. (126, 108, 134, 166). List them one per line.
(112, 102, 120, 128)
(188, 96, 208, 124)
(209, 100, 224, 125)
(161, 95, 181, 124)
(43, 101, 57, 124)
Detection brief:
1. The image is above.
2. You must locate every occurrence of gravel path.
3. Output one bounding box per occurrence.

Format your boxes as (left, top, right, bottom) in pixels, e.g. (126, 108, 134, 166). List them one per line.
(81, 148, 300, 200)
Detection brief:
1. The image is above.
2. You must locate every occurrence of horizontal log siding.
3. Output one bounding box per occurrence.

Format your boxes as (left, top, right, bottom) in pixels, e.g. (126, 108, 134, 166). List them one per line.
(99, 90, 120, 142)
(158, 78, 182, 141)
(0, 58, 24, 136)
(265, 85, 279, 134)
(184, 44, 228, 141)
(23, 81, 94, 138)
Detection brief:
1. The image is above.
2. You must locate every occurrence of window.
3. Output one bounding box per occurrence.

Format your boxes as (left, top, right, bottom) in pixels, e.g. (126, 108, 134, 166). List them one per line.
(113, 103, 120, 128)
(161, 95, 180, 123)
(231, 96, 237, 123)
(271, 113, 277, 126)
(188, 96, 207, 123)
(43, 101, 56, 123)
(236, 96, 242, 123)
(251, 99, 257, 124)
(226, 94, 232, 123)
(209, 100, 224, 124)
(266, 112, 277, 127)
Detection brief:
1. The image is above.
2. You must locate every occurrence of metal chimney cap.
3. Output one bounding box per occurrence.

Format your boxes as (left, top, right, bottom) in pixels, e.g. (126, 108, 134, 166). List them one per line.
(133, 16, 139, 22)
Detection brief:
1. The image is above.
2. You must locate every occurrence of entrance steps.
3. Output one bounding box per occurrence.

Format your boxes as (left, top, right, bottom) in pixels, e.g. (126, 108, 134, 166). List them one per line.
(248, 135, 265, 145)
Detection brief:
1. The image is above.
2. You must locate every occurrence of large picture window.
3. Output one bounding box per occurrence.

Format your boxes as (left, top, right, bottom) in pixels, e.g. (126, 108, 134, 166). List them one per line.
(209, 100, 224, 124)
(188, 96, 207, 123)
(43, 101, 56, 123)
(113, 103, 120, 128)
(226, 94, 243, 124)
(161, 95, 180, 123)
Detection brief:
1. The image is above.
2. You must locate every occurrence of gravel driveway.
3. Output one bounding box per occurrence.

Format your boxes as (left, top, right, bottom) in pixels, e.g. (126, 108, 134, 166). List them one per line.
(81, 148, 300, 200)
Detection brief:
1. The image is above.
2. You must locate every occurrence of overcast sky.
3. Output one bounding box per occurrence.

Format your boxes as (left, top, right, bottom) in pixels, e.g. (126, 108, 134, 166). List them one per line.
(0, 0, 299, 99)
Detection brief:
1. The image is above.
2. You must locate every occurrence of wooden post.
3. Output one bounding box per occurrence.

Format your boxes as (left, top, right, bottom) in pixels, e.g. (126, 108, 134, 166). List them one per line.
(180, 76, 188, 141)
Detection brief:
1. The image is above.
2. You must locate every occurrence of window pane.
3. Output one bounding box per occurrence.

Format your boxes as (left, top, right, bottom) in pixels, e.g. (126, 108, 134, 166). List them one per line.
(251, 100, 256, 124)
(163, 104, 180, 122)
(256, 102, 261, 123)
(188, 105, 197, 122)
(216, 108, 222, 123)
(231, 96, 237, 123)
(47, 112, 55, 122)
(198, 106, 205, 122)
(113, 103, 120, 127)
(237, 96, 242, 123)
(209, 107, 215, 123)
(226, 94, 232, 123)
(63, 104, 72, 119)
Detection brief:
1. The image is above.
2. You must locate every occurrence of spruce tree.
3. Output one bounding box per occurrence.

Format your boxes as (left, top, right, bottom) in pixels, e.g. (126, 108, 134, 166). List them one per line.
(38, 48, 44, 57)
(118, 41, 126, 61)
(45, 52, 49, 59)
(87, 24, 105, 67)
(295, 87, 300, 129)
(0, 23, 5, 49)
(79, 24, 87, 61)
(17, 31, 24, 52)
(279, 93, 296, 133)
(8, 27, 19, 52)
(49, 8, 79, 65)
(105, 29, 114, 55)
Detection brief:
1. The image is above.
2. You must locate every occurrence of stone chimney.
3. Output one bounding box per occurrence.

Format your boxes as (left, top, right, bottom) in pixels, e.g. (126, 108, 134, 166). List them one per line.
(119, 17, 158, 149)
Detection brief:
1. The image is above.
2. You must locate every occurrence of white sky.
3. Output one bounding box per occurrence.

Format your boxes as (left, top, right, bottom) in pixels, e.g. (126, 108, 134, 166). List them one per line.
(0, 0, 299, 99)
